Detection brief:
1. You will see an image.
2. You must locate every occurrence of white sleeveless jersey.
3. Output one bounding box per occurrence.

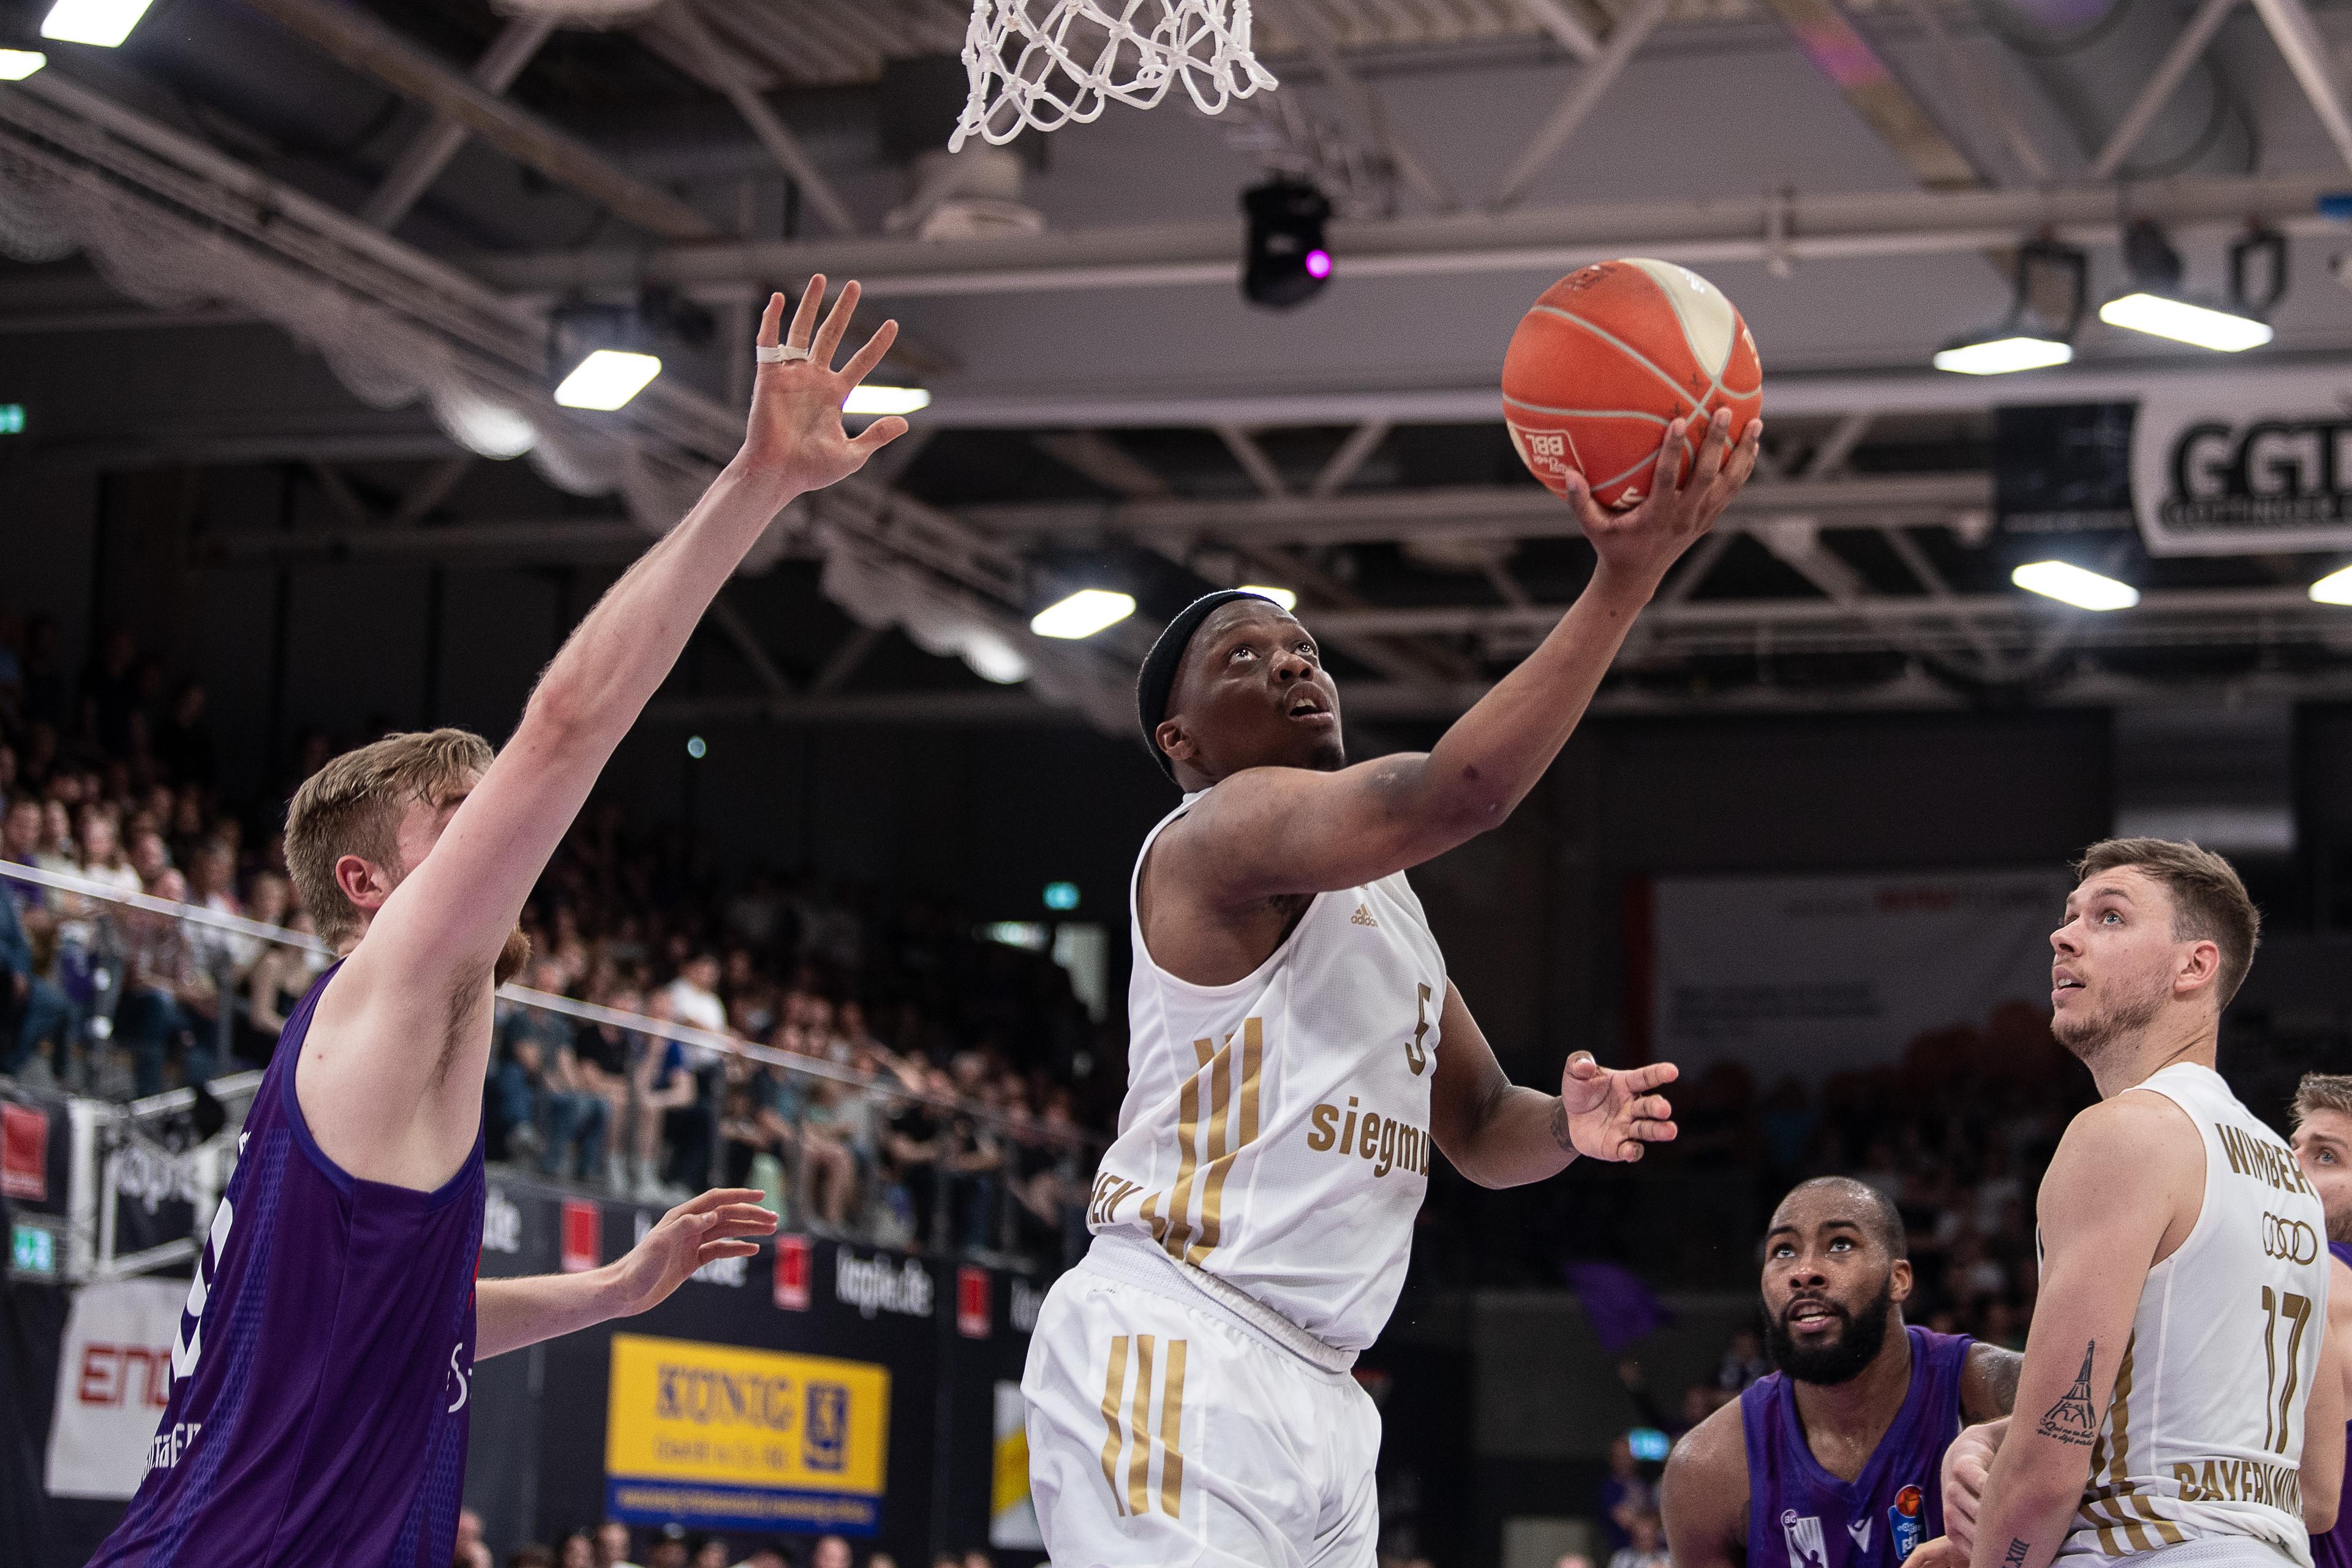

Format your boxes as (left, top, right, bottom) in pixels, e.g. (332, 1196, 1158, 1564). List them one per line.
(2056, 1063, 2331, 1567)
(1088, 792, 1449, 1352)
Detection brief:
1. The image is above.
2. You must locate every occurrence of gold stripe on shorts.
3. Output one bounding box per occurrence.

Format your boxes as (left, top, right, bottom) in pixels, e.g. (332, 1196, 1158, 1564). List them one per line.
(1158, 1339, 1188, 1518)
(1098, 1335, 1129, 1515)
(1126, 1335, 1156, 1517)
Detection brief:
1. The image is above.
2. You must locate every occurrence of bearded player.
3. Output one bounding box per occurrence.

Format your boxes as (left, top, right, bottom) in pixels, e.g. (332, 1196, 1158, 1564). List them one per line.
(2292, 1075, 2352, 1568)
(1919, 840, 2344, 1568)
(1020, 408, 1763, 1566)
(1662, 1178, 2021, 1568)
(88, 279, 904, 1568)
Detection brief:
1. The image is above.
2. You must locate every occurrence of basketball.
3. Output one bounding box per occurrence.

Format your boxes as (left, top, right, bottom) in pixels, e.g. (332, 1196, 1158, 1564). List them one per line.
(1501, 258, 1764, 509)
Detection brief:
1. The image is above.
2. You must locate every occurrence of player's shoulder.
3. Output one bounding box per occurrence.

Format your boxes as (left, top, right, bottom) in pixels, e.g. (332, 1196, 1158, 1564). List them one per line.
(2054, 1087, 2200, 1167)
(1662, 1392, 1754, 1505)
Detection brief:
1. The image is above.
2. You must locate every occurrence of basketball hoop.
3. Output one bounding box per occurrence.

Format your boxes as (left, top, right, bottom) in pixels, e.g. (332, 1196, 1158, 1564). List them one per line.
(949, 0, 1278, 150)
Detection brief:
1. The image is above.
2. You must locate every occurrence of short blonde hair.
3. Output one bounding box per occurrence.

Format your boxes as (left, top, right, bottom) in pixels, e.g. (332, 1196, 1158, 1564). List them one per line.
(2294, 1074, 2352, 1130)
(2073, 837, 2262, 1008)
(285, 729, 491, 946)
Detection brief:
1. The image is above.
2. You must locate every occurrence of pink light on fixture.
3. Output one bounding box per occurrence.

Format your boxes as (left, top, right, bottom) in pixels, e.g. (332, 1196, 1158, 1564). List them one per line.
(1305, 249, 1333, 280)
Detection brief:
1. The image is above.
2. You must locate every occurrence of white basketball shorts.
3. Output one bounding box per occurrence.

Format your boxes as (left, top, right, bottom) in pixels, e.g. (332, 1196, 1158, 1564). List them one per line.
(1020, 1234, 1382, 1568)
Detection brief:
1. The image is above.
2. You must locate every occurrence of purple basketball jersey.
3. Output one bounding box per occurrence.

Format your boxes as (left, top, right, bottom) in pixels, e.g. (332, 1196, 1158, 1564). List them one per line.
(2312, 1242, 2352, 1568)
(89, 962, 486, 1568)
(1741, 1327, 1972, 1568)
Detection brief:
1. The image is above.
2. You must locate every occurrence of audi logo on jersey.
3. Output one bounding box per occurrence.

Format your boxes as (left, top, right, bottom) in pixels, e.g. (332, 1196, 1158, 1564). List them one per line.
(2264, 1212, 2321, 1265)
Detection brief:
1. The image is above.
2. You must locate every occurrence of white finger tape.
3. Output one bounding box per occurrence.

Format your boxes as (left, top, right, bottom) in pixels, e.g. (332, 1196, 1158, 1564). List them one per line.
(755, 345, 812, 364)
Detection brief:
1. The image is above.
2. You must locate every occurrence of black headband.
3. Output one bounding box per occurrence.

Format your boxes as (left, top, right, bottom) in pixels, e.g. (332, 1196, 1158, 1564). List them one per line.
(1136, 589, 1265, 782)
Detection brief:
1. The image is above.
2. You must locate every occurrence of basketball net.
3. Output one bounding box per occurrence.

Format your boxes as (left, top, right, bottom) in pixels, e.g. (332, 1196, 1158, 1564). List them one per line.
(949, 0, 1278, 149)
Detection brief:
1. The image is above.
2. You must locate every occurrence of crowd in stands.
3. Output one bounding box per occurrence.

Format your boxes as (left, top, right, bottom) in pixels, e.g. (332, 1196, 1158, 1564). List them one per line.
(451, 1517, 995, 1568)
(0, 614, 1102, 1261)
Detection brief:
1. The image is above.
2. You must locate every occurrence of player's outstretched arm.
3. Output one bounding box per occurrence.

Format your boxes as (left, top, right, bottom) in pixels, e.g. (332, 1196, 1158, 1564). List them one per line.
(1428, 981, 1675, 1187)
(475, 1189, 778, 1360)
(316, 284, 900, 1093)
(1169, 410, 1760, 902)
(1659, 1398, 1749, 1568)
(1962, 1095, 2199, 1568)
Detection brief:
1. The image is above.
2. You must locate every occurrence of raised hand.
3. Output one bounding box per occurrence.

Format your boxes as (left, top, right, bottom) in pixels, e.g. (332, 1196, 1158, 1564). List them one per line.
(1566, 407, 1763, 598)
(1555, 1052, 1678, 1163)
(739, 275, 909, 492)
(608, 1186, 780, 1316)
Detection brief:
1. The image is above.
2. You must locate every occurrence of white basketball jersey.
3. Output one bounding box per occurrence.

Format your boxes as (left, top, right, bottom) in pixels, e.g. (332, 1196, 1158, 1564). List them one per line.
(2056, 1063, 2331, 1566)
(1089, 792, 1449, 1352)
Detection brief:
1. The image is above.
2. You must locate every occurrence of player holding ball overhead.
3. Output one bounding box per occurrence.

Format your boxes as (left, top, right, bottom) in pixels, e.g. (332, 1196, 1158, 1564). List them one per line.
(1020, 271, 1763, 1567)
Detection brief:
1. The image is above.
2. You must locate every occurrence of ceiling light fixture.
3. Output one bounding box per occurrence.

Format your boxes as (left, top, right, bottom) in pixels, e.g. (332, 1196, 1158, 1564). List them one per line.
(2310, 564, 2352, 606)
(1934, 238, 2084, 376)
(1030, 589, 1136, 639)
(843, 385, 931, 417)
(554, 349, 662, 411)
(1238, 584, 1298, 610)
(40, 0, 154, 47)
(2098, 221, 2278, 353)
(2013, 560, 2139, 611)
(0, 49, 47, 78)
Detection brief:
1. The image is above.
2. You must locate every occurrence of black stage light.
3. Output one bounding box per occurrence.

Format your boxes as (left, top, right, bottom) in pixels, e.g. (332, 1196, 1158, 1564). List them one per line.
(1242, 179, 1333, 309)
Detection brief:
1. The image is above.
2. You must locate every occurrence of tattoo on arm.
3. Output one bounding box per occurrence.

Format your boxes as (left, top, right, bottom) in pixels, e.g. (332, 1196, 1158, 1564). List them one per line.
(1548, 1097, 1577, 1158)
(2035, 1342, 2101, 1447)
(2000, 1539, 2031, 1568)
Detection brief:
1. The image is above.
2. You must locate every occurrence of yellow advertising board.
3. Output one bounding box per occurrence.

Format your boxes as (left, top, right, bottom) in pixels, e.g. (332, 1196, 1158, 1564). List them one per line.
(604, 1333, 891, 1535)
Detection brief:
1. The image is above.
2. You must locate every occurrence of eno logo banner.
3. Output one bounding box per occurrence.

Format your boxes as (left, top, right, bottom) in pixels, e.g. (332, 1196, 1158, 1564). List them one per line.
(46, 1277, 188, 1499)
(956, 1265, 992, 1339)
(2132, 369, 2352, 556)
(774, 1234, 813, 1311)
(560, 1199, 601, 1273)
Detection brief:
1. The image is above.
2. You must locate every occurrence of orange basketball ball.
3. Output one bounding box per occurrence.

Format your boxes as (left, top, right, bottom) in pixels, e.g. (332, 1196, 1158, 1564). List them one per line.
(1502, 258, 1763, 509)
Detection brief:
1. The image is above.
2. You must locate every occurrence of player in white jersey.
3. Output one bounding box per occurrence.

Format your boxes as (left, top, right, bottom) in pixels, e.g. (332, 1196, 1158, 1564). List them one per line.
(1022, 409, 1763, 1567)
(1920, 839, 2344, 1568)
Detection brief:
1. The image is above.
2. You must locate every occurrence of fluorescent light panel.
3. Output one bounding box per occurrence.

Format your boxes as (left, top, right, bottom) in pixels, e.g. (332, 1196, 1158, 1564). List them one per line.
(1030, 589, 1136, 640)
(553, 349, 662, 410)
(1238, 584, 1298, 610)
(2311, 565, 2352, 606)
(0, 49, 47, 79)
(843, 385, 930, 417)
(2012, 560, 2139, 611)
(40, 0, 153, 47)
(2098, 292, 2272, 352)
(1932, 336, 2073, 375)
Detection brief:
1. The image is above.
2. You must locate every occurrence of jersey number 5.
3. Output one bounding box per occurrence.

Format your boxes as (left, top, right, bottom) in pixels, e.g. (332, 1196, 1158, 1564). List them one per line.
(1406, 983, 1432, 1076)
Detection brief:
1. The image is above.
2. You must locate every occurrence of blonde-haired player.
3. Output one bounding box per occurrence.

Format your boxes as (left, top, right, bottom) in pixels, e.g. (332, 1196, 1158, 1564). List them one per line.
(1021, 410, 1762, 1567)
(1924, 840, 2345, 1568)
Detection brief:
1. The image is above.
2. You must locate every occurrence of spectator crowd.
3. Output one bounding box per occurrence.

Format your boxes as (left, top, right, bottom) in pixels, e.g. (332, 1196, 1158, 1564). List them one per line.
(0, 613, 1102, 1262)
(450, 1515, 1003, 1568)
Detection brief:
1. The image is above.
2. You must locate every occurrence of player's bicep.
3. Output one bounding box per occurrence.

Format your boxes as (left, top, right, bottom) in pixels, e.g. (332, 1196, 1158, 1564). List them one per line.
(1428, 982, 1507, 1161)
(2302, 1311, 2345, 1531)
(1169, 750, 1478, 902)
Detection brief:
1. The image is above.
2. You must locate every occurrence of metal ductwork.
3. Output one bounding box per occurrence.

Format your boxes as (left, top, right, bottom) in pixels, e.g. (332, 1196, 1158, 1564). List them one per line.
(1976, 0, 2256, 178)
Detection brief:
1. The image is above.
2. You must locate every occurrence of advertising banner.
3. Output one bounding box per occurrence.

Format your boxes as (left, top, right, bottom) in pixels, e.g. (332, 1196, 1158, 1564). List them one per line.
(2130, 366, 2352, 556)
(603, 1332, 892, 1536)
(43, 1277, 186, 1500)
(106, 1128, 202, 1262)
(1651, 867, 2068, 1077)
(988, 1380, 1044, 1550)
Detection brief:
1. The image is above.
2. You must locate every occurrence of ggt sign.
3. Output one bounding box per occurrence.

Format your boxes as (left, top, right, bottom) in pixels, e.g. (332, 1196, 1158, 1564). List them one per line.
(2168, 417, 2352, 528)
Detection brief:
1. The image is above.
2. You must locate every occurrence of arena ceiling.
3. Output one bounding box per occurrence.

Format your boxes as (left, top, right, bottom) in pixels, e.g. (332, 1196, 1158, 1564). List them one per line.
(6, 0, 2352, 726)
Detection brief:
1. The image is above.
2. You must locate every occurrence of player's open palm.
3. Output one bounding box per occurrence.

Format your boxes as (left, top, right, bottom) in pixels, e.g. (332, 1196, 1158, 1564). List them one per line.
(1569, 408, 1763, 594)
(609, 1187, 780, 1316)
(1557, 1052, 1678, 1163)
(739, 275, 909, 492)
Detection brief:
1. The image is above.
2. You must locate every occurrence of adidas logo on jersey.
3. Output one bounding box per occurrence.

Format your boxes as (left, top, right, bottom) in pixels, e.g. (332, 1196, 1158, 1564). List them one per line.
(1351, 904, 1378, 927)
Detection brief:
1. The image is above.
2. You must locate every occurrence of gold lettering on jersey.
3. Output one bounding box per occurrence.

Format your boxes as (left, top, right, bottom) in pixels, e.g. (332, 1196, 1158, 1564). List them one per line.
(1406, 982, 1431, 1076)
(2170, 1458, 2304, 1513)
(2216, 1124, 2318, 1196)
(1305, 1093, 1431, 1178)
(1088, 1173, 1142, 1229)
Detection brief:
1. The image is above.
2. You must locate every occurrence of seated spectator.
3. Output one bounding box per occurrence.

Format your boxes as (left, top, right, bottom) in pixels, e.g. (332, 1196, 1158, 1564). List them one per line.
(573, 984, 641, 1191)
(630, 994, 707, 1202)
(881, 1079, 946, 1248)
(511, 1549, 556, 1568)
(456, 1508, 494, 1568)
(595, 1519, 639, 1568)
(1, 873, 74, 1082)
(810, 1536, 852, 1568)
(665, 954, 726, 1036)
(117, 867, 217, 1096)
(1608, 1513, 1669, 1568)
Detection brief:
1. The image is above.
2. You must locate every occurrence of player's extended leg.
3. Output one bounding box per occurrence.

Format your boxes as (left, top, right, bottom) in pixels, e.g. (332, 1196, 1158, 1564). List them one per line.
(1023, 1264, 1371, 1568)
